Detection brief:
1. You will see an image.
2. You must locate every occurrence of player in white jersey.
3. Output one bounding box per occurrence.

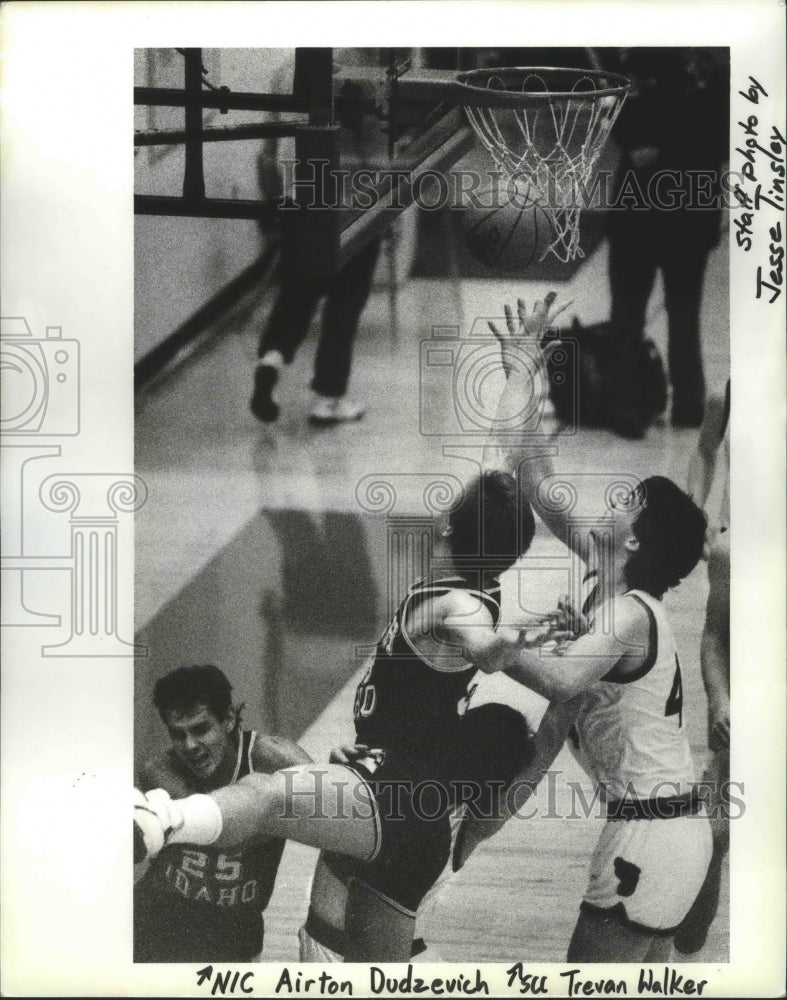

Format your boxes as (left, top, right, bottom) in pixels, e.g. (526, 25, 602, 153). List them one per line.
(473, 295, 712, 962)
(566, 587, 694, 804)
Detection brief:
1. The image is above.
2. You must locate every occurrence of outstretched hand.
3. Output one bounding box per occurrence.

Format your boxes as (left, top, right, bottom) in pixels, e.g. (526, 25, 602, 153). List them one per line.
(519, 595, 590, 650)
(555, 593, 590, 637)
(488, 292, 571, 378)
(481, 291, 572, 475)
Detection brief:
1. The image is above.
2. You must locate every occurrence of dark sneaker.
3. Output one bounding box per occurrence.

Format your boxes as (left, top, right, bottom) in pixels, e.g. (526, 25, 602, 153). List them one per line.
(250, 365, 280, 422)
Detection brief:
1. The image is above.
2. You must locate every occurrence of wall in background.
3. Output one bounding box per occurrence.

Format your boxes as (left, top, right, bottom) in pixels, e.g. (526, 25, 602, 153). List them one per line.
(134, 49, 293, 362)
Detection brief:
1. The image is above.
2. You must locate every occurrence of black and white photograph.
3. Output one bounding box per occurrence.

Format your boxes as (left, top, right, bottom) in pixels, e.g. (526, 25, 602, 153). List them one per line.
(1, 3, 785, 997)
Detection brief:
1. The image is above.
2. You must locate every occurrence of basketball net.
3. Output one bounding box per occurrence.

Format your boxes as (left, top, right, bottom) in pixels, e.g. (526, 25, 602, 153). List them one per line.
(458, 69, 630, 262)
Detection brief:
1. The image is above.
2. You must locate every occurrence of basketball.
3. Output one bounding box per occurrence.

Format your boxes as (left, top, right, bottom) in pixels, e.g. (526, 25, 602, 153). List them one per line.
(461, 180, 554, 270)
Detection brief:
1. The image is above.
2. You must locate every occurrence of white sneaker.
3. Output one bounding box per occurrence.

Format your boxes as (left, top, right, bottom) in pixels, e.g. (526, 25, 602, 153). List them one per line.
(308, 396, 365, 425)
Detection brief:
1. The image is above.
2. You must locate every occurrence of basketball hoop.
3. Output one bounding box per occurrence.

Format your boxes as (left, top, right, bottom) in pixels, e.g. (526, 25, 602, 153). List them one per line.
(456, 67, 630, 262)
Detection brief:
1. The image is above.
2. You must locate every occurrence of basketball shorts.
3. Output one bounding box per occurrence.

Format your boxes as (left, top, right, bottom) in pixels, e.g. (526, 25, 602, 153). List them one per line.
(340, 704, 533, 913)
(324, 793, 452, 916)
(581, 809, 713, 933)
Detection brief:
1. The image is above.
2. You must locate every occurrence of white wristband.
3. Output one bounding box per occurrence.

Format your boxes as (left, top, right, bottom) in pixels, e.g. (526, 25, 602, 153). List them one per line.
(167, 794, 223, 845)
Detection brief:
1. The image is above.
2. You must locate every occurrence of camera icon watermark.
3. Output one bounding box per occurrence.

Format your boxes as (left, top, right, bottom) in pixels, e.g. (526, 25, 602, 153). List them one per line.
(1, 316, 144, 656)
(419, 319, 579, 438)
(0, 318, 80, 436)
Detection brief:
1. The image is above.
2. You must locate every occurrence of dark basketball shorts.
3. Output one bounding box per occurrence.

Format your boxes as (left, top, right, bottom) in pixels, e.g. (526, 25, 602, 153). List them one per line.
(327, 702, 534, 914)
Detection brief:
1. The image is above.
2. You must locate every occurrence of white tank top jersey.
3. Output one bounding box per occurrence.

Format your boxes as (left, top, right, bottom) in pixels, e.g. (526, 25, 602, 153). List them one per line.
(568, 589, 696, 802)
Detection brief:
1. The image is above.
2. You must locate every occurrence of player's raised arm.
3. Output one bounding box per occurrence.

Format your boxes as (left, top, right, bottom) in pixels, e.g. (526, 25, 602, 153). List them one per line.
(482, 293, 562, 474)
(483, 294, 590, 559)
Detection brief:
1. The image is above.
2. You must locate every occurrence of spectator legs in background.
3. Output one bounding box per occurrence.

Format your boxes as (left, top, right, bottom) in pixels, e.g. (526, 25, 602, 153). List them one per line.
(309, 237, 382, 424)
(663, 247, 708, 428)
(607, 224, 659, 438)
(608, 222, 657, 345)
(251, 267, 323, 423)
(251, 237, 382, 425)
(608, 219, 708, 430)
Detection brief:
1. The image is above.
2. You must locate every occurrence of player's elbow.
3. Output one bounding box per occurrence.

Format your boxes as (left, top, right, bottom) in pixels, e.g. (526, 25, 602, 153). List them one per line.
(544, 675, 584, 702)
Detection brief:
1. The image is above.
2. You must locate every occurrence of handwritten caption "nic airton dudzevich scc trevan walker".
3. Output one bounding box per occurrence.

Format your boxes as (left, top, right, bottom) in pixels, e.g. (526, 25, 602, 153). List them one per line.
(193, 963, 713, 997)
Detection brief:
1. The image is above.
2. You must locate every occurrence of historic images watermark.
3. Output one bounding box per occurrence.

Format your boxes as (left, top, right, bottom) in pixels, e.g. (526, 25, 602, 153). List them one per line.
(276, 767, 744, 824)
(276, 162, 750, 213)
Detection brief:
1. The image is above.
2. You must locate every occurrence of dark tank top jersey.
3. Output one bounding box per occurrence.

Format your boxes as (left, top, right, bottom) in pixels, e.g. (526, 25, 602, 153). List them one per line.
(353, 577, 501, 765)
(134, 730, 284, 963)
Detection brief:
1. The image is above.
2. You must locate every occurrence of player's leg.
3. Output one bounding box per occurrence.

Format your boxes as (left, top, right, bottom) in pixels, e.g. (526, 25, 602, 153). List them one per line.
(304, 806, 465, 964)
(136, 764, 380, 862)
(409, 703, 541, 959)
(567, 907, 667, 963)
(299, 827, 448, 963)
(445, 697, 567, 872)
(606, 203, 661, 434)
(213, 766, 379, 858)
(252, 227, 325, 421)
(343, 876, 417, 962)
(299, 854, 427, 964)
(344, 778, 454, 962)
(607, 208, 658, 342)
(299, 853, 348, 961)
(310, 236, 382, 413)
(569, 813, 713, 961)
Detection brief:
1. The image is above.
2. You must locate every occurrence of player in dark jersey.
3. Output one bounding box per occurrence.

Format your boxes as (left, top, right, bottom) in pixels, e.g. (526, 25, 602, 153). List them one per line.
(133, 296, 571, 962)
(134, 664, 310, 962)
(301, 472, 542, 961)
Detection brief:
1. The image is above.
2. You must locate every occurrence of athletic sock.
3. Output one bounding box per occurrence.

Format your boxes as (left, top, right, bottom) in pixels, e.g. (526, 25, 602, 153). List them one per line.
(167, 794, 224, 845)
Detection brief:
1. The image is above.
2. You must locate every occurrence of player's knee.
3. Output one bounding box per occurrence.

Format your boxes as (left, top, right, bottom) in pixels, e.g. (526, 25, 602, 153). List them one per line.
(568, 907, 653, 963)
(309, 853, 350, 928)
(344, 876, 417, 962)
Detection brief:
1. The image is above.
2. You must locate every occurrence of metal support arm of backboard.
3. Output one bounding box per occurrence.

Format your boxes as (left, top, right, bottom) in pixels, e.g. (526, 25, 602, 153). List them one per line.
(134, 52, 471, 275)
